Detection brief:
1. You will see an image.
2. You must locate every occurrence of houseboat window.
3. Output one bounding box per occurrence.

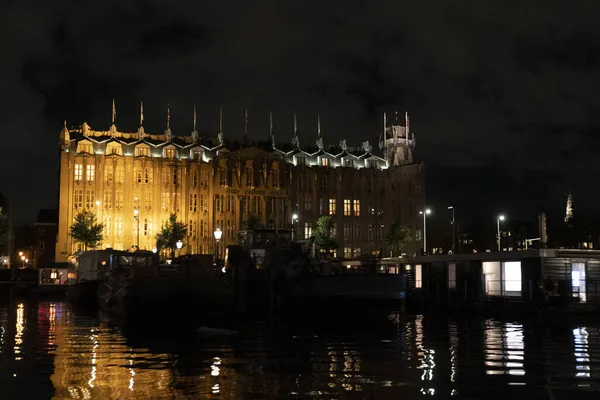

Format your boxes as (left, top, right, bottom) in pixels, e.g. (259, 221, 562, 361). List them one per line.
(503, 261, 522, 294)
(448, 263, 456, 289)
(571, 262, 586, 303)
(415, 264, 422, 288)
(483, 261, 502, 296)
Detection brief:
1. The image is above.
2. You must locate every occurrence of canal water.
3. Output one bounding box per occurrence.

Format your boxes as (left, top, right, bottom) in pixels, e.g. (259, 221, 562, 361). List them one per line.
(0, 299, 599, 399)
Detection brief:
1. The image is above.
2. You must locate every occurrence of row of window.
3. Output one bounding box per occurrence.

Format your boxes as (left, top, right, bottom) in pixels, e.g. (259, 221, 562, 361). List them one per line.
(302, 222, 386, 241)
(327, 199, 360, 216)
(77, 141, 203, 160)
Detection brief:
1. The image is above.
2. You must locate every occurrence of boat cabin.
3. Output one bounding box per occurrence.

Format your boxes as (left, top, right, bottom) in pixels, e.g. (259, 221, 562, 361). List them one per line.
(384, 249, 600, 305)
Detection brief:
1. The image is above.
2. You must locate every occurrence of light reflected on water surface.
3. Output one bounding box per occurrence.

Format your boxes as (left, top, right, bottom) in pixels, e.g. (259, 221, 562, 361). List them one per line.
(1, 300, 600, 398)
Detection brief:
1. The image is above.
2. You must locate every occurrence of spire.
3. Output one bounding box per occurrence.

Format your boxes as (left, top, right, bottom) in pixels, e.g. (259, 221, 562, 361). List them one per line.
(165, 103, 172, 141)
(219, 106, 223, 133)
(269, 110, 275, 149)
(191, 105, 199, 143)
(291, 112, 299, 148)
(565, 190, 574, 226)
(316, 114, 323, 150)
(317, 114, 321, 138)
(405, 111, 410, 139)
(293, 112, 298, 136)
(217, 106, 224, 145)
(137, 101, 145, 137)
(60, 120, 70, 149)
(109, 99, 117, 136)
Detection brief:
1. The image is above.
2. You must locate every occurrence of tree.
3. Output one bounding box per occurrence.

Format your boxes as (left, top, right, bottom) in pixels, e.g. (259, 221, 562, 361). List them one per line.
(384, 221, 413, 256)
(313, 215, 338, 257)
(155, 213, 187, 258)
(245, 214, 262, 230)
(70, 210, 104, 251)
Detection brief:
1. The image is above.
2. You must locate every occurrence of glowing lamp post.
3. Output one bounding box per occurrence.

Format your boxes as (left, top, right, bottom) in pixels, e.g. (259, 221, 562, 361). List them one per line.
(292, 213, 298, 240)
(133, 209, 140, 250)
(213, 228, 223, 260)
(448, 206, 455, 254)
(176, 240, 183, 258)
(419, 208, 432, 255)
(497, 215, 506, 252)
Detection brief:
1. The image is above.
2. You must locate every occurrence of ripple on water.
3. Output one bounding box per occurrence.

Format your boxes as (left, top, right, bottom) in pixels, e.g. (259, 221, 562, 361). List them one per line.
(1, 301, 600, 398)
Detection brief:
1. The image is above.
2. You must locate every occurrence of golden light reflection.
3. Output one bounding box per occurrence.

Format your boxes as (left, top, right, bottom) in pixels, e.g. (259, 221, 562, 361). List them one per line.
(88, 329, 98, 388)
(48, 303, 56, 348)
(573, 327, 590, 379)
(484, 321, 525, 377)
(129, 358, 135, 391)
(14, 303, 24, 361)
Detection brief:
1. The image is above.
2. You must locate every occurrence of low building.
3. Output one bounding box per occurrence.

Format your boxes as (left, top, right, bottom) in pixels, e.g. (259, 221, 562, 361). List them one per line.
(34, 209, 58, 269)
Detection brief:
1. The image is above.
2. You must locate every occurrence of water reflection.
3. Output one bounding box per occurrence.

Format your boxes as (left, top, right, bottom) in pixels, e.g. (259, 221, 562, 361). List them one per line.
(484, 320, 525, 378)
(573, 327, 590, 379)
(1, 300, 600, 398)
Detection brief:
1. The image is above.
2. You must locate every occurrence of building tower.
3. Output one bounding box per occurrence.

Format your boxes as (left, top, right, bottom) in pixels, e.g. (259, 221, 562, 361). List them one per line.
(382, 111, 416, 166)
(565, 190, 574, 227)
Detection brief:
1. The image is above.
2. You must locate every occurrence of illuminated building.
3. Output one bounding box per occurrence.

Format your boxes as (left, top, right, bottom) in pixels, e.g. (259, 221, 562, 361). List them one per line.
(56, 104, 425, 262)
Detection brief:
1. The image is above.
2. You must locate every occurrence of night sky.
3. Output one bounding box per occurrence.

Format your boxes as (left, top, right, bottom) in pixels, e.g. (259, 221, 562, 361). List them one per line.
(1, 0, 597, 225)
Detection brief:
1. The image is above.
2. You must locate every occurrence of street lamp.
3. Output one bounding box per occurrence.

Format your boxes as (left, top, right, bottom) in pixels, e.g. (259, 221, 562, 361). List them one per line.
(448, 206, 455, 254)
(292, 213, 298, 240)
(497, 214, 506, 252)
(213, 228, 223, 260)
(152, 247, 157, 254)
(175, 240, 183, 257)
(133, 209, 140, 249)
(419, 208, 432, 255)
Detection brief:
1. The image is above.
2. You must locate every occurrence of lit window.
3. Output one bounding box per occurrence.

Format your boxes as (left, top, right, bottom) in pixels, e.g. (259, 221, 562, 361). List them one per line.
(85, 190, 95, 209)
(86, 165, 95, 182)
(320, 157, 329, 167)
(144, 192, 152, 210)
(191, 170, 198, 187)
(344, 247, 352, 258)
(328, 198, 336, 215)
(135, 146, 150, 157)
(143, 218, 152, 237)
(164, 148, 176, 159)
(106, 143, 122, 155)
(115, 191, 124, 210)
(103, 191, 112, 210)
(134, 168, 142, 184)
(115, 217, 123, 237)
(74, 164, 83, 181)
(161, 193, 170, 211)
(104, 166, 113, 184)
(415, 264, 422, 288)
(344, 199, 351, 216)
(353, 200, 360, 216)
(115, 166, 124, 183)
(304, 223, 312, 239)
(73, 189, 83, 209)
(189, 193, 197, 212)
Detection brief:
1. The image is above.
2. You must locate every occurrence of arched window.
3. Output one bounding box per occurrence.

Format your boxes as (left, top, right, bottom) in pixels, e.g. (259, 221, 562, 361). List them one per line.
(163, 145, 177, 159)
(106, 142, 123, 156)
(135, 144, 151, 157)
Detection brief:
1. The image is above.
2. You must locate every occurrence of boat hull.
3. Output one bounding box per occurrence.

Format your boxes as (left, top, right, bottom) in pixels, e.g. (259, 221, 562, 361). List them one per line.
(67, 280, 100, 304)
(98, 274, 235, 327)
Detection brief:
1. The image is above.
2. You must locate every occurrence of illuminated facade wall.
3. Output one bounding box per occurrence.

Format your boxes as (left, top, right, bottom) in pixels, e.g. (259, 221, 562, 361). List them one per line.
(56, 119, 425, 262)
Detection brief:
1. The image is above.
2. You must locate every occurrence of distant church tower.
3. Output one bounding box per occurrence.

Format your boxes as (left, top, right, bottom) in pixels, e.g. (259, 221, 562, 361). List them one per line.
(381, 111, 416, 166)
(565, 190, 574, 227)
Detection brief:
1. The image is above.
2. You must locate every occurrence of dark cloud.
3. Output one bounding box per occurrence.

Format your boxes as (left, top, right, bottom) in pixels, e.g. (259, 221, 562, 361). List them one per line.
(1, 0, 600, 222)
